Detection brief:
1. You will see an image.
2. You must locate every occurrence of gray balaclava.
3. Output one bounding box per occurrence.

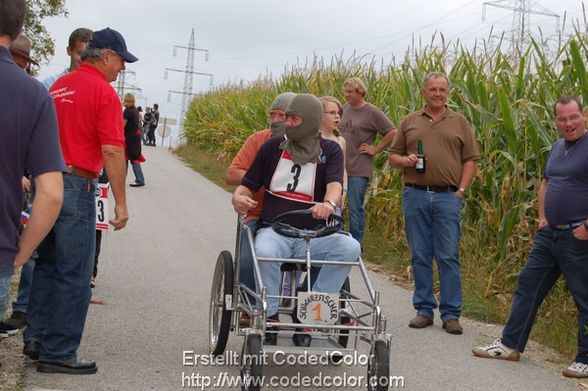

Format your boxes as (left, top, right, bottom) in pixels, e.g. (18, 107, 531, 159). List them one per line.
(279, 94, 323, 165)
(270, 92, 297, 136)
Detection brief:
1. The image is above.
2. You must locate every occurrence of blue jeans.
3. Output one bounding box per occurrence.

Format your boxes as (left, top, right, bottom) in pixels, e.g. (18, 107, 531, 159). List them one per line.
(131, 162, 145, 185)
(25, 173, 96, 361)
(347, 176, 369, 243)
(0, 276, 10, 321)
(142, 124, 149, 144)
(238, 220, 258, 302)
(11, 252, 37, 313)
(255, 227, 360, 316)
(402, 186, 463, 321)
(501, 226, 588, 363)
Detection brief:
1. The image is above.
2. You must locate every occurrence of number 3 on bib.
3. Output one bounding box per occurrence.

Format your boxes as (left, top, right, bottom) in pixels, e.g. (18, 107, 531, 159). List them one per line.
(270, 151, 317, 203)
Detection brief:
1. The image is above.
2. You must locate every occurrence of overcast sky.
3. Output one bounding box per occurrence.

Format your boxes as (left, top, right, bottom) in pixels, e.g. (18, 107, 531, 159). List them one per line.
(36, 0, 587, 141)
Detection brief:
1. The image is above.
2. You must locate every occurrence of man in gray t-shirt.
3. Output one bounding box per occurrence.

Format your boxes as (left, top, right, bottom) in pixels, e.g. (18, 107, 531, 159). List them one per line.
(339, 77, 396, 243)
(473, 96, 588, 379)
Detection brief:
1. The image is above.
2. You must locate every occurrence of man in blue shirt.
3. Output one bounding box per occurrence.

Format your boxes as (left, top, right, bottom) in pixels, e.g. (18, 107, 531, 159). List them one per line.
(0, 27, 92, 335)
(473, 96, 588, 378)
(0, 0, 65, 343)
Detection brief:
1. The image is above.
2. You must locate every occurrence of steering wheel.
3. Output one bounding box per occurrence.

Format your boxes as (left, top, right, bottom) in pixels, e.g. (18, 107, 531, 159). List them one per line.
(271, 209, 344, 239)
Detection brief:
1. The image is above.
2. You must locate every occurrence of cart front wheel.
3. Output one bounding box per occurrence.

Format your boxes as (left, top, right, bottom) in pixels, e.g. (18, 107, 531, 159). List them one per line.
(208, 250, 234, 356)
(367, 340, 390, 391)
(240, 335, 263, 391)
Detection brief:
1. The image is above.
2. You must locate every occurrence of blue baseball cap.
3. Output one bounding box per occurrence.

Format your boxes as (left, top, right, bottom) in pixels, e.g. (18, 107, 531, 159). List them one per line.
(89, 27, 138, 63)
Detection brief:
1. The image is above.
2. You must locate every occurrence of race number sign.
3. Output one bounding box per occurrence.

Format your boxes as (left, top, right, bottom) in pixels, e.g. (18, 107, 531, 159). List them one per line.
(269, 150, 317, 203)
(296, 292, 340, 325)
(95, 183, 109, 231)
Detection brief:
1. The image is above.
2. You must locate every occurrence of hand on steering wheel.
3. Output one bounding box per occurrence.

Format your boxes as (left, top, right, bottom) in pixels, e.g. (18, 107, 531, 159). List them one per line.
(271, 209, 343, 239)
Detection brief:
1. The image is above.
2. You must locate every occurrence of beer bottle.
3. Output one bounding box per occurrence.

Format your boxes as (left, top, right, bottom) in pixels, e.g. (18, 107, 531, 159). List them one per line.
(416, 139, 425, 173)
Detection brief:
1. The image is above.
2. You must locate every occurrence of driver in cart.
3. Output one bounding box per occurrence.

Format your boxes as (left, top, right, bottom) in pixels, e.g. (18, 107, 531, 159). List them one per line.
(232, 93, 361, 347)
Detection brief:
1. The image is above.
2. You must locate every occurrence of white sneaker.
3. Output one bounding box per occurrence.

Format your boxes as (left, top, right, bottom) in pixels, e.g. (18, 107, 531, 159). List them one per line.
(562, 362, 588, 378)
(472, 338, 520, 361)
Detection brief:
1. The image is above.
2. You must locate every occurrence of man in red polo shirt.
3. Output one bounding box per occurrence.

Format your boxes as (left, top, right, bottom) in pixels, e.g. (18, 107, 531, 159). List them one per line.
(24, 27, 137, 375)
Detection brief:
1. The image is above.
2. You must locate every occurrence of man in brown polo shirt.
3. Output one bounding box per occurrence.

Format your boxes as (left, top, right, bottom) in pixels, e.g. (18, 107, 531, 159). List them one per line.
(389, 72, 479, 335)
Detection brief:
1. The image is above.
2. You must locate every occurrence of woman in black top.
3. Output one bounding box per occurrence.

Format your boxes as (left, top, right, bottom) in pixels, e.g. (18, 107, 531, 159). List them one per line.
(123, 93, 145, 187)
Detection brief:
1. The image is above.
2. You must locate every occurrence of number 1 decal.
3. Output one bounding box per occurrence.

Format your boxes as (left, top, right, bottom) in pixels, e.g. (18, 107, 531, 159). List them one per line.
(312, 303, 323, 321)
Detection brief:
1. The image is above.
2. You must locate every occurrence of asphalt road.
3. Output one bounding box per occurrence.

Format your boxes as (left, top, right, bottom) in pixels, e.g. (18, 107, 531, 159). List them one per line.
(25, 147, 583, 391)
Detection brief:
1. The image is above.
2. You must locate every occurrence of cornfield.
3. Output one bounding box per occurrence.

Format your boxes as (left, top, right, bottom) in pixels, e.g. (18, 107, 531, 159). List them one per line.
(182, 27, 588, 356)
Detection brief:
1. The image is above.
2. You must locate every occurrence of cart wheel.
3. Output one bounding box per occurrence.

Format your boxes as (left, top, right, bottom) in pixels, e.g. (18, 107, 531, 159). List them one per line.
(208, 250, 234, 356)
(240, 335, 263, 391)
(367, 340, 390, 391)
(331, 277, 351, 364)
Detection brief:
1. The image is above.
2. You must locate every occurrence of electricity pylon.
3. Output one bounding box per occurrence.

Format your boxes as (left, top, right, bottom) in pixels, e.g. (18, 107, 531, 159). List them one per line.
(165, 28, 213, 132)
(483, 0, 559, 56)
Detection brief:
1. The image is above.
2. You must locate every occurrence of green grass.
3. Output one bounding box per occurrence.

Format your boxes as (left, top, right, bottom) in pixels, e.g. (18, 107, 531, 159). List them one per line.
(174, 144, 234, 192)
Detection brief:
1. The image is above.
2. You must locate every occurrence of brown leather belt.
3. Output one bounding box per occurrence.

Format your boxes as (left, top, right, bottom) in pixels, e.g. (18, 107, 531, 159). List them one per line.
(67, 165, 97, 179)
(405, 183, 457, 193)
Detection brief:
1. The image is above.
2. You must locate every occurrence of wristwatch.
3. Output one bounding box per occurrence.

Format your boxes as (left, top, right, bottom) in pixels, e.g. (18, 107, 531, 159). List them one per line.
(458, 187, 468, 196)
(324, 200, 337, 209)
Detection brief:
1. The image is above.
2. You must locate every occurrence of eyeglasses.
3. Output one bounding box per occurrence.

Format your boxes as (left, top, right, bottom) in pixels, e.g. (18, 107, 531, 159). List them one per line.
(555, 114, 583, 123)
(324, 111, 341, 116)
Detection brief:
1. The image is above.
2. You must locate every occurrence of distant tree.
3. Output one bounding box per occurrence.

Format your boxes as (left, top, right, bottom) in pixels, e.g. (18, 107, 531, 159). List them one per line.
(23, 0, 68, 66)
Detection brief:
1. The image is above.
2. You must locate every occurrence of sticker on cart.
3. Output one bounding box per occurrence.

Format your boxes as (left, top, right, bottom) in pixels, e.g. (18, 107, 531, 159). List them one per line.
(95, 183, 109, 231)
(296, 292, 340, 325)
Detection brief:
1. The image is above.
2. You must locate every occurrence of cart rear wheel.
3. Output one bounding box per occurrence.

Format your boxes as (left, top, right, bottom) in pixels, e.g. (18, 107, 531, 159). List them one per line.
(208, 250, 234, 356)
(367, 340, 390, 391)
(240, 335, 263, 391)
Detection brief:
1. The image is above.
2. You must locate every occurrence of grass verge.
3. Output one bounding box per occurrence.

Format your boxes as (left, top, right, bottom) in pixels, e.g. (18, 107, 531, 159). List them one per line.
(174, 144, 233, 192)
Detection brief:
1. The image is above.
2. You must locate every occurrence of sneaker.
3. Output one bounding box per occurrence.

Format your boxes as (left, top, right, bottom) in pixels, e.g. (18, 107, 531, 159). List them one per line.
(472, 339, 520, 361)
(0, 322, 21, 337)
(2, 311, 26, 329)
(562, 362, 588, 378)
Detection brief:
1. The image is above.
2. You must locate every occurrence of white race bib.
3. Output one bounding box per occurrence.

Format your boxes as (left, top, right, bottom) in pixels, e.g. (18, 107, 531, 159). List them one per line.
(95, 183, 109, 231)
(269, 151, 316, 203)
